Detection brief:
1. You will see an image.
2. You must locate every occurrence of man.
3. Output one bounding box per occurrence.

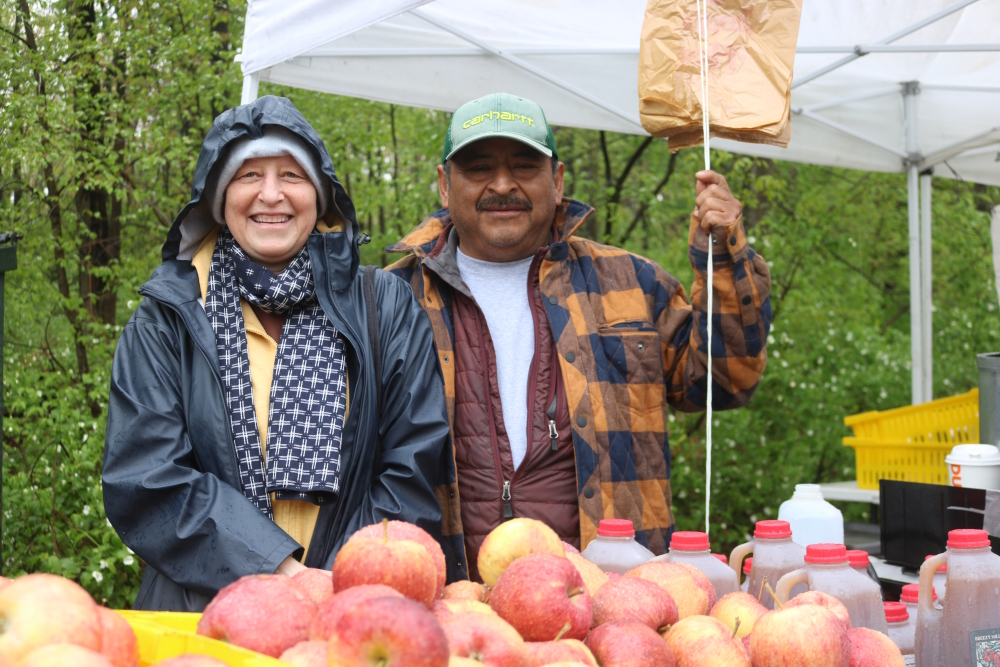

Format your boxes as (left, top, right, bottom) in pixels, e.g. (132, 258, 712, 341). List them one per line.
(387, 93, 771, 583)
(104, 96, 449, 610)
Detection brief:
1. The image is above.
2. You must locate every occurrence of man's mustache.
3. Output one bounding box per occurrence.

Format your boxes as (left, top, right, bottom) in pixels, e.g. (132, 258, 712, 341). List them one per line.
(477, 193, 533, 211)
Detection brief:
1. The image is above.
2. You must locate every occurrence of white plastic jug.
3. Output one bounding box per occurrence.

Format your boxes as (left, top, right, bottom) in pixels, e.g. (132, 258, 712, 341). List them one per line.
(580, 519, 654, 574)
(777, 484, 844, 547)
(729, 520, 807, 610)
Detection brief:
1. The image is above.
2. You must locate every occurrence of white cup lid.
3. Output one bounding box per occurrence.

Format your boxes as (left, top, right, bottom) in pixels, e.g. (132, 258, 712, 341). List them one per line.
(945, 444, 1000, 466)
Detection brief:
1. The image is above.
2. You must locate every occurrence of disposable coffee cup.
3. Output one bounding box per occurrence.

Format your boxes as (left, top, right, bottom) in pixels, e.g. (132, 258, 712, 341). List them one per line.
(945, 444, 1000, 490)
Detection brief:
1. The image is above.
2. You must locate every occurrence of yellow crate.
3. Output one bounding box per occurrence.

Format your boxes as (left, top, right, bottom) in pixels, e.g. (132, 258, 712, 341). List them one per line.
(116, 610, 288, 667)
(842, 388, 980, 489)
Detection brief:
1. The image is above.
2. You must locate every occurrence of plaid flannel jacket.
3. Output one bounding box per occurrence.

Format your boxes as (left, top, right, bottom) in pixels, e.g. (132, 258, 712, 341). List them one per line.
(386, 198, 771, 575)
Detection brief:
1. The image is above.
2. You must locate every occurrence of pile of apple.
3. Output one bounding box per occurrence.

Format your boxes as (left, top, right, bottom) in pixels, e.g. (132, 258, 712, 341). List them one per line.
(0, 516, 908, 667)
(196, 517, 905, 667)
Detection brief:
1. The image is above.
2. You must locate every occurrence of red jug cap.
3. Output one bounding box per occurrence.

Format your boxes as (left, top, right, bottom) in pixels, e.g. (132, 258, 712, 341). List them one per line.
(847, 549, 871, 568)
(670, 531, 711, 551)
(883, 601, 909, 623)
(924, 554, 947, 571)
(743, 557, 753, 574)
(597, 519, 635, 537)
(713, 553, 728, 564)
(900, 583, 935, 603)
(754, 520, 792, 539)
(947, 528, 991, 549)
(804, 543, 848, 564)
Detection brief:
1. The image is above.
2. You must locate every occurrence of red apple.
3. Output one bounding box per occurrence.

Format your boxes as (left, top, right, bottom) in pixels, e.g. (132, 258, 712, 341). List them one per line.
(327, 596, 449, 667)
(354, 520, 447, 599)
(592, 576, 678, 631)
(0, 573, 102, 662)
(150, 657, 228, 667)
(96, 607, 139, 667)
(488, 553, 591, 641)
(624, 562, 709, 619)
(709, 592, 768, 639)
(279, 640, 328, 667)
(750, 604, 850, 667)
(196, 574, 317, 657)
(432, 599, 496, 623)
(847, 628, 905, 667)
(441, 611, 529, 667)
(149, 657, 229, 667)
(785, 591, 852, 633)
(0, 578, 10, 591)
(333, 527, 438, 607)
(525, 639, 597, 667)
(291, 568, 334, 605)
(584, 621, 676, 667)
(674, 562, 717, 612)
(562, 542, 581, 555)
(566, 553, 608, 598)
(310, 584, 403, 640)
(662, 615, 750, 667)
(444, 581, 490, 602)
(478, 518, 566, 587)
(19, 644, 113, 667)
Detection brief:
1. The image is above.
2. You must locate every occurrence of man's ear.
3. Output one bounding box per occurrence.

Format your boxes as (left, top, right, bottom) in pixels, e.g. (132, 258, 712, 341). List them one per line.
(553, 161, 565, 207)
(437, 164, 450, 209)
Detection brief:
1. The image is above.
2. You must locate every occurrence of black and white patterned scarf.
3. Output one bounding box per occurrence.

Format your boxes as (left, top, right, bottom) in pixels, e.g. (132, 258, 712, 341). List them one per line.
(205, 228, 347, 517)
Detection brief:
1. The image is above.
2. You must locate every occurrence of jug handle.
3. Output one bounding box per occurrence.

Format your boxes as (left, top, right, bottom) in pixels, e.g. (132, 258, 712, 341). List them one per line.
(729, 541, 753, 577)
(774, 567, 809, 605)
(918, 552, 947, 620)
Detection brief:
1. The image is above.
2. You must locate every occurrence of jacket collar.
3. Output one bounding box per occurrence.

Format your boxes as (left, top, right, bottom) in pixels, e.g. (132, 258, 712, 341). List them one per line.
(385, 198, 595, 259)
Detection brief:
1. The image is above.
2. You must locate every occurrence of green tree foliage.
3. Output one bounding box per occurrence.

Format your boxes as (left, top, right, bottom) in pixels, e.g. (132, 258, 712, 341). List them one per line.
(3, 1, 999, 607)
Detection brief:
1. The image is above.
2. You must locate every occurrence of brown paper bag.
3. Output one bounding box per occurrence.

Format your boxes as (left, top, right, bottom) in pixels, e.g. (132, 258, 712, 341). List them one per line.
(638, 0, 802, 150)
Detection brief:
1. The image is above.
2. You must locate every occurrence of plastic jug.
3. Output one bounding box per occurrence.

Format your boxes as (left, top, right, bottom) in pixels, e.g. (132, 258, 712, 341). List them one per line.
(740, 557, 752, 591)
(580, 519, 654, 574)
(848, 549, 881, 587)
(652, 531, 740, 598)
(777, 484, 844, 547)
(901, 582, 935, 666)
(774, 543, 887, 633)
(923, 555, 948, 604)
(884, 601, 913, 657)
(916, 529, 1000, 667)
(728, 520, 807, 609)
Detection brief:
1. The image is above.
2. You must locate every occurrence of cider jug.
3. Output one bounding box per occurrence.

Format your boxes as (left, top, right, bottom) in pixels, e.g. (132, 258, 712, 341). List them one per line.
(774, 543, 887, 633)
(916, 529, 1000, 667)
(580, 519, 654, 574)
(729, 520, 807, 609)
(884, 601, 913, 657)
(652, 531, 740, 598)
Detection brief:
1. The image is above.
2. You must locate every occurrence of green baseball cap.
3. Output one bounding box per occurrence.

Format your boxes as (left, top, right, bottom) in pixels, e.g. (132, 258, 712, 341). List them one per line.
(443, 93, 558, 162)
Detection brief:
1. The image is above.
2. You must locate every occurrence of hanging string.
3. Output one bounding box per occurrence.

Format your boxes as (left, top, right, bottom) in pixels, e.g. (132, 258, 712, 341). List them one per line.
(695, 0, 713, 536)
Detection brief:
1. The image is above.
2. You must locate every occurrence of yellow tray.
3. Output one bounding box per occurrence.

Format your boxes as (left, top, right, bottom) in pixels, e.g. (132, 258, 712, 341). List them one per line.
(842, 388, 980, 489)
(116, 610, 288, 667)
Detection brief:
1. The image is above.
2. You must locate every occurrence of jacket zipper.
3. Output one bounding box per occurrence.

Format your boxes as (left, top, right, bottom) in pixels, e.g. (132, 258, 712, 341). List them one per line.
(473, 301, 511, 524)
(505, 249, 549, 518)
(547, 397, 559, 452)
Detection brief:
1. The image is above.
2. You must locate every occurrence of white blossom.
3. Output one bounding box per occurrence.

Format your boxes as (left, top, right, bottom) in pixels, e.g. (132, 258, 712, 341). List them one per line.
(99, 560, 108, 570)
(83, 505, 91, 516)
(92, 571, 103, 583)
(123, 555, 134, 566)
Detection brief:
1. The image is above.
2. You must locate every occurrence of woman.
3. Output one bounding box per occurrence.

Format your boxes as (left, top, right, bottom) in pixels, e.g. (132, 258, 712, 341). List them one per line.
(103, 96, 450, 611)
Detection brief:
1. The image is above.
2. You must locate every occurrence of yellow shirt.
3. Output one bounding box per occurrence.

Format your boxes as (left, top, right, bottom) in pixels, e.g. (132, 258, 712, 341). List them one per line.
(192, 227, 345, 561)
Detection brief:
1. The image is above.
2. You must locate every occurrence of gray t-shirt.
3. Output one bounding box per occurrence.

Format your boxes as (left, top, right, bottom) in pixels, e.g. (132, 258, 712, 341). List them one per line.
(456, 247, 536, 470)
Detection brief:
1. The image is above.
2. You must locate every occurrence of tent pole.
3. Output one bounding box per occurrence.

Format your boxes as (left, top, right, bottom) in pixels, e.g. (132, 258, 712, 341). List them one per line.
(920, 171, 933, 402)
(904, 82, 923, 405)
(241, 73, 260, 106)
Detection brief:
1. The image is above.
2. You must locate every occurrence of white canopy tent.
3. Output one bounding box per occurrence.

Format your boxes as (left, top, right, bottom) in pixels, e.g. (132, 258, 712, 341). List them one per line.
(238, 0, 1000, 405)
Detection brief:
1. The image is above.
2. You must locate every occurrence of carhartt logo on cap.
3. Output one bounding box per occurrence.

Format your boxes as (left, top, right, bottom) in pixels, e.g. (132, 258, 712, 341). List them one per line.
(462, 111, 535, 130)
(443, 92, 558, 162)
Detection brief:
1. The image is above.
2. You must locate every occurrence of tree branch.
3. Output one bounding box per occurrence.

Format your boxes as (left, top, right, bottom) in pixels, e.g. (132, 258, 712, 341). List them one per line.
(620, 150, 679, 245)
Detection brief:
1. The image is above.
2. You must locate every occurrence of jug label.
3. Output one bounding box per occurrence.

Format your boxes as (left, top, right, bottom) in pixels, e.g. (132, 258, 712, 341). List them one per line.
(903, 656, 914, 667)
(972, 627, 1000, 666)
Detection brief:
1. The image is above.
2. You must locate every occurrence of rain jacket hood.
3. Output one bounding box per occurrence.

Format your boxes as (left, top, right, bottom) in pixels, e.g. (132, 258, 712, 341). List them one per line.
(162, 95, 361, 280)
